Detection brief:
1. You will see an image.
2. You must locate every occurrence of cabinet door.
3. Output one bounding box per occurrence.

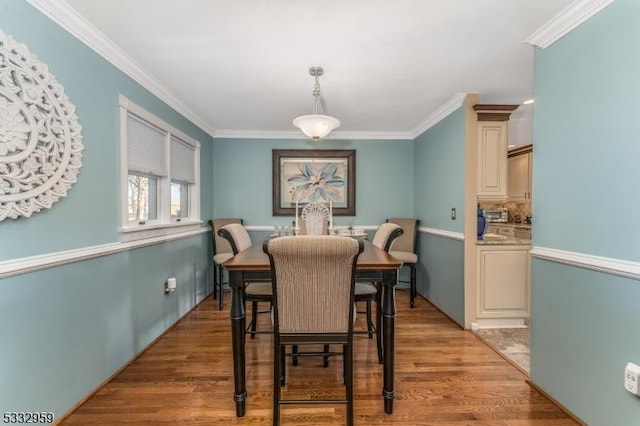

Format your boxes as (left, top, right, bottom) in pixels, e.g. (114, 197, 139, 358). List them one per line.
(477, 122, 508, 200)
(477, 246, 530, 318)
(508, 153, 530, 201)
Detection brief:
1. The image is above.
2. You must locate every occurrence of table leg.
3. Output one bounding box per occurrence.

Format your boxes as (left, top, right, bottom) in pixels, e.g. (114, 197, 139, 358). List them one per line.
(229, 270, 247, 417)
(381, 269, 396, 414)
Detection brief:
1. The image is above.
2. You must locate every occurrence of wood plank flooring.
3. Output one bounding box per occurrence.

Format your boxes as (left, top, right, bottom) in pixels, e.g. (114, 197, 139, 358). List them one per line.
(60, 291, 578, 425)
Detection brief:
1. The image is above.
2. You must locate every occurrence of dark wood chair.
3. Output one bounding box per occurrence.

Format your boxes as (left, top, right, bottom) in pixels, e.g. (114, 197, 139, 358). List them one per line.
(263, 235, 363, 426)
(217, 223, 272, 338)
(354, 222, 403, 363)
(387, 218, 420, 308)
(208, 218, 242, 310)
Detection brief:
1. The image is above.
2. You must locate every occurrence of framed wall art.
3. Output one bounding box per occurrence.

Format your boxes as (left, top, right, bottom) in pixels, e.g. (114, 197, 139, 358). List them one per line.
(272, 149, 355, 216)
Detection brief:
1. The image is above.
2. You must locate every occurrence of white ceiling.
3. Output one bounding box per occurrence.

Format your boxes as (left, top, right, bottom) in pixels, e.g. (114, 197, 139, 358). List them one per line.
(60, 0, 575, 144)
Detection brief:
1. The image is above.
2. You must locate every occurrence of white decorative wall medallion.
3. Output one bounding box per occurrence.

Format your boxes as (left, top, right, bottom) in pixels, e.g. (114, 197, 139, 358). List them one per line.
(0, 30, 84, 221)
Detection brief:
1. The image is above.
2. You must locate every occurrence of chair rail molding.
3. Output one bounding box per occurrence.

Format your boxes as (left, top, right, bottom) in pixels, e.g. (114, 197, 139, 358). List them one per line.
(419, 226, 465, 241)
(0, 228, 207, 279)
(0, 30, 84, 221)
(531, 245, 640, 281)
(525, 0, 616, 49)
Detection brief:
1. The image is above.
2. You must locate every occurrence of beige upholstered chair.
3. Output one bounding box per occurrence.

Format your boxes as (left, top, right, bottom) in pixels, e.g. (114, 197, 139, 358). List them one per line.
(354, 222, 403, 363)
(217, 223, 272, 338)
(264, 235, 363, 426)
(208, 218, 242, 310)
(387, 218, 420, 308)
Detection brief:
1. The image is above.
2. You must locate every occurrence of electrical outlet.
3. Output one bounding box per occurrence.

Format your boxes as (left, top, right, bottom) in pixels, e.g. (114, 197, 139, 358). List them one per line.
(451, 208, 456, 220)
(624, 362, 640, 396)
(165, 277, 177, 294)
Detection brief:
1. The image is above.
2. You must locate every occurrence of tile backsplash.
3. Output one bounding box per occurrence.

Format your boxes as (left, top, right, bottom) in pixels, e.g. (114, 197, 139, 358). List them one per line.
(480, 202, 532, 224)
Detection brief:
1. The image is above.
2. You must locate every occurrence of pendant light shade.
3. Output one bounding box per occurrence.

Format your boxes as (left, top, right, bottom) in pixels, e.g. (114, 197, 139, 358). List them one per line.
(293, 67, 340, 141)
(293, 114, 341, 141)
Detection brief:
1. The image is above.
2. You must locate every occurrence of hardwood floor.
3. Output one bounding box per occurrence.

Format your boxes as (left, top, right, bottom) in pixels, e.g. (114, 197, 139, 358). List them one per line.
(60, 291, 578, 425)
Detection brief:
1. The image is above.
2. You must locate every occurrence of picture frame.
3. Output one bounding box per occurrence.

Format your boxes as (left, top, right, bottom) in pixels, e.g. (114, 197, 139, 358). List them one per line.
(272, 149, 356, 216)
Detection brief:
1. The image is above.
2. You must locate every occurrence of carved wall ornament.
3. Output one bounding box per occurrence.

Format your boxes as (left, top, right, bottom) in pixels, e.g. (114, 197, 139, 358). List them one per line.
(0, 30, 84, 221)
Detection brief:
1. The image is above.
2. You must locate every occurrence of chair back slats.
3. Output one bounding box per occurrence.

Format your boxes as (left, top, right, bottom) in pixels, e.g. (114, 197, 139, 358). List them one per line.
(265, 236, 362, 334)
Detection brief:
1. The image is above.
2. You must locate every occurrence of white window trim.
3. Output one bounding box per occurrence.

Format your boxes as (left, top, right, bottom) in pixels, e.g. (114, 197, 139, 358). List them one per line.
(119, 95, 201, 242)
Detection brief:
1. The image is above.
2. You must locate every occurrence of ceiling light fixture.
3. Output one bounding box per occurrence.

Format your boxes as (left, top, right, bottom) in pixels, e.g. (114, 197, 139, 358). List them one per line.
(293, 66, 340, 141)
(523, 99, 534, 105)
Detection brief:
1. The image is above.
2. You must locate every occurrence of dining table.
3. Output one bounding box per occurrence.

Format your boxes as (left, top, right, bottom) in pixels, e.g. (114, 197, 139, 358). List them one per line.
(222, 237, 403, 417)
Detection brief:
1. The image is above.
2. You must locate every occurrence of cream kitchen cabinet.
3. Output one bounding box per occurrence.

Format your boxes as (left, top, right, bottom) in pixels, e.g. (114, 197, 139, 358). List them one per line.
(508, 145, 532, 202)
(476, 244, 530, 321)
(474, 104, 518, 202)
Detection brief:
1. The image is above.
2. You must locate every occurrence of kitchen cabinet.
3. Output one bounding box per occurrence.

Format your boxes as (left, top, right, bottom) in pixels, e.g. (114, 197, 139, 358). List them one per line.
(476, 244, 530, 320)
(474, 104, 518, 201)
(508, 145, 532, 201)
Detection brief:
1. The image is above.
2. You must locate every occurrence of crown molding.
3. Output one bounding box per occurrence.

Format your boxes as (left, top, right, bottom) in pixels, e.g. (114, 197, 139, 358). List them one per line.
(213, 129, 414, 140)
(332, 130, 414, 140)
(24, 0, 216, 136)
(525, 0, 615, 49)
(411, 93, 467, 138)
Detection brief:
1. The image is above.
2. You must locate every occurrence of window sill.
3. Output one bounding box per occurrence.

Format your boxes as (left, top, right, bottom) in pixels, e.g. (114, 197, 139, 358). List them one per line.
(120, 220, 203, 243)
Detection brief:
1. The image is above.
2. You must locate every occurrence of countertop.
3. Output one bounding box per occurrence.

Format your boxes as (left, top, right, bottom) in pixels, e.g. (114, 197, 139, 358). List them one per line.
(489, 222, 532, 229)
(477, 237, 531, 246)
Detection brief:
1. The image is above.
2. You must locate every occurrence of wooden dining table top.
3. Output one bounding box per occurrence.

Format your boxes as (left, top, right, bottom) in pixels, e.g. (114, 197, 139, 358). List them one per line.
(223, 238, 402, 271)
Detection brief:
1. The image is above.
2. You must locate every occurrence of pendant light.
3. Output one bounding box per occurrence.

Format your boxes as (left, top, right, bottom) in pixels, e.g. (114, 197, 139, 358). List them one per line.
(293, 66, 340, 141)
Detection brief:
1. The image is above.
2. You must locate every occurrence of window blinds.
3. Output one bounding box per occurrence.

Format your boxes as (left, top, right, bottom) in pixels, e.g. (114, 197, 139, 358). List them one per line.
(170, 136, 195, 184)
(127, 113, 168, 177)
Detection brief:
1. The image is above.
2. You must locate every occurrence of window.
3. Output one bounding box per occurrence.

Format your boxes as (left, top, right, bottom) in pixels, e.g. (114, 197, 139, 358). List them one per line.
(119, 96, 200, 238)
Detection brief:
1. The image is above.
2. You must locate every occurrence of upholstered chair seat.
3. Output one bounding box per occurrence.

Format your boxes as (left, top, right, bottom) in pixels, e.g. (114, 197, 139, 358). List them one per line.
(213, 252, 234, 265)
(245, 282, 273, 297)
(387, 218, 420, 308)
(388, 250, 418, 264)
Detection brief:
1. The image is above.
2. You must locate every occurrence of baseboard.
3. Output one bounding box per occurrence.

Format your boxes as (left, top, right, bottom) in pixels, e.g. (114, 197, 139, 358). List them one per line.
(472, 317, 527, 329)
(53, 291, 214, 425)
(526, 379, 586, 426)
(419, 294, 464, 330)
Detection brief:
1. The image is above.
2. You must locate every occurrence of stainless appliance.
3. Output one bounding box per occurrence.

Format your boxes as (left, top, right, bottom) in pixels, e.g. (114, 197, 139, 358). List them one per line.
(484, 207, 508, 223)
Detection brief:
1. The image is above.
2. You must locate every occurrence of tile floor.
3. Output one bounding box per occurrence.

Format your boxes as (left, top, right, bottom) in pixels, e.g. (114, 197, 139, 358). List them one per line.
(474, 327, 530, 374)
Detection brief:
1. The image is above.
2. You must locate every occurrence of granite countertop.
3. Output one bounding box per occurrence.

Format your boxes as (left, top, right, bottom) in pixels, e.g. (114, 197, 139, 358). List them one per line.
(491, 223, 532, 229)
(477, 237, 531, 246)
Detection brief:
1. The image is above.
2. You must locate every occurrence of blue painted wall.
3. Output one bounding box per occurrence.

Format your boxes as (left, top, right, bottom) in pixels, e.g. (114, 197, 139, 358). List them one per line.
(0, 0, 213, 417)
(531, 0, 640, 423)
(413, 107, 466, 325)
(212, 138, 414, 226)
